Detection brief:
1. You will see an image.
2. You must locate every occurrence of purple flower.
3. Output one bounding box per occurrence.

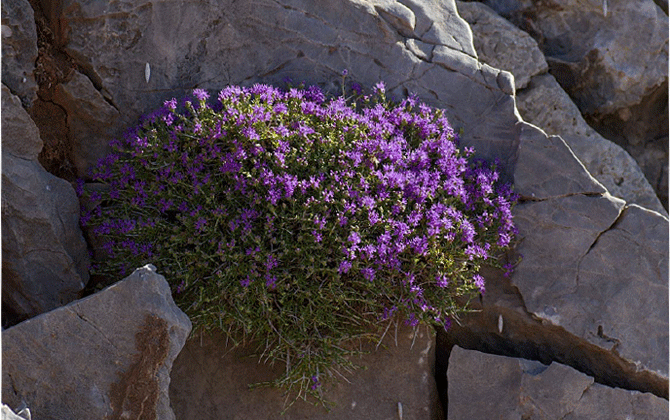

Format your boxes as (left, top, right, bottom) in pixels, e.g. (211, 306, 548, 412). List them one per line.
(473, 274, 486, 294)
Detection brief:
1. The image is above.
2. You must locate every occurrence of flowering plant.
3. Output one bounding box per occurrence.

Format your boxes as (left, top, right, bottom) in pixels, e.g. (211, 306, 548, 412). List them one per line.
(80, 81, 517, 405)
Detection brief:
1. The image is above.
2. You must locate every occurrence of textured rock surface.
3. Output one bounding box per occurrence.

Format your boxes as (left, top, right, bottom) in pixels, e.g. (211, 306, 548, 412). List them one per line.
(512, 123, 669, 382)
(52, 71, 121, 177)
(56, 0, 519, 176)
(1, 0, 38, 106)
(455, 0, 547, 90)
(1, 405, 30, 420)
(170, 323, 440, 420)
(2, 265, 192, 420)
(458, 0, 666, 215)
(447, 346, 669, 420)
(516, 74, 666, 215)
(483, 0, 668, 116)
(1, 84, 89, 325)
(481, 0, 669, 208)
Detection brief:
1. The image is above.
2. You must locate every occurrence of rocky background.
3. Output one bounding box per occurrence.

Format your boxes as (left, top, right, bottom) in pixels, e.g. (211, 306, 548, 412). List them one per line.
(1, 0, 668, 419)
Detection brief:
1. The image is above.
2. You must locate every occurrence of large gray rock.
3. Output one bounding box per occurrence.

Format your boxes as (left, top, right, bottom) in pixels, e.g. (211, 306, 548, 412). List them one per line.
(447, 346, 669, 420)
(1, 84, 89, 325)
(1, 0, 38, 107)
(56, 0, 519, 177)
(455, 0, 547, 90)
(1, 265, 192, 420)
(512, 122, 668, 388)
(516, 73, 667, 215)
(52, 71, 121, 178)
(170, 323, 441, 420)
(483, 0, 668, 116)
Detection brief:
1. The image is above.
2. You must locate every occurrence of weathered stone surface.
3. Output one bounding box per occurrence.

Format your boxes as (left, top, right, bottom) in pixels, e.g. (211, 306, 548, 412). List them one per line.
(447, 346, 669, 420)
(513, 122, 606, 199)
(516, 74, 667, 215)
(170, 323, 441, 420)
(1, 0, 38, 106)
(456, 0, 547, 90)
(2, 265, 192, 420)
(56, 0, 519, 175)
(1, 84, 89, 325)
(1, 404, 30, 420)
(484, 0, 668, 116)
(511, 121, 669, 386)
(52, 71, 121, 177)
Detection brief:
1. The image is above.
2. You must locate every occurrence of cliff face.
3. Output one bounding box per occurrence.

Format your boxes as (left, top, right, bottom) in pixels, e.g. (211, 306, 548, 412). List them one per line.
(1, 0, 667, 418)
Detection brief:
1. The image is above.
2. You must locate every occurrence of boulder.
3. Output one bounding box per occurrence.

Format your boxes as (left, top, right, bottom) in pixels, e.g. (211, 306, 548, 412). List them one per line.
(1, 265, 192, 420)
(170, 323, 441, 419)
(455, 0, 547, 90)
(516, 73, 667, 215)
(55, 0, 519, 176)
(512, 123, 669, 385)
(52, 71, 121, 178)
(482, 0, 668, 116)
(1, 84, 89, 326)
(447, 346, 669, 419)
(455, 0, 666, 214)
(480, 0, 669, 207)
(1, 0, 38, 107)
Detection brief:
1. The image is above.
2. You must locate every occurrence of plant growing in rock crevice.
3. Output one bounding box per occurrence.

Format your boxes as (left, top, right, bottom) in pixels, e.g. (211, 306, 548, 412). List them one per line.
(79, 81, 517, 406)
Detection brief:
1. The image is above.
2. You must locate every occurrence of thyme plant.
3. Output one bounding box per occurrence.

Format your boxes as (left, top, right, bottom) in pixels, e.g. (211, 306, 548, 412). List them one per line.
(80, 81, 517, 405)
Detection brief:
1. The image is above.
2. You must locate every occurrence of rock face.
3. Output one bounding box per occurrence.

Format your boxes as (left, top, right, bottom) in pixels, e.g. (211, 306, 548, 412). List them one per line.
(516, 73, 666, 215)
(1, 265, 192, 420)
(170, 323, 441, 420)
(512, 123, 669, 386)
(447, 346, 669, 420)
(456, 1, 547, 90)
(1, 0, 38, 106)
(482, 0, 669, 210)
(457, 0, 666, 215)
(55, 0, 518, 177)
(52, 71, 121, 178)
(1, 84, 90, 326)
(483, 0, 668, 116)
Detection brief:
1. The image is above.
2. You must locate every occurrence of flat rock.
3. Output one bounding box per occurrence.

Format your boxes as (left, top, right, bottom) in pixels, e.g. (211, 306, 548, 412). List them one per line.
(447, 346, 669, 419)
(170, 323, 441, 420)
(1, 84, 89, 325)
(511, 122, 669, 385)
(2, 265, 192, 420)
(513, 122, 606, 199)
(1, 0, 38, 106)
(455, 0, 547, 90)
(516, 74, 667, 215)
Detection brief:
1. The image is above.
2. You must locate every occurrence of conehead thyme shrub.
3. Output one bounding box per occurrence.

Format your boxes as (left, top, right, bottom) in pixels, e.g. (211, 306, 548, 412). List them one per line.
(80, 81, 518, 404)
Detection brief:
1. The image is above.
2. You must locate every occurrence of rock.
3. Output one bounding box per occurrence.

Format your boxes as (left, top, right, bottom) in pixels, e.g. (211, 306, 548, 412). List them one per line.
(455, 1, 547, 90)
(56, 0, 519, 175)
(516, 73, 667, 215)
(481, 0, 669, 207)
(1, 84, 89, 326)
(1, 404, 30, 420)
(1, 265, 192, 420)
(1, 0, 38, 107)
(447, 346, 669, 420)
(52, 71, 121, 178)
(483, 0, 668, 116)
(511, 122, 668, 392)
(170, 322, 441, 420)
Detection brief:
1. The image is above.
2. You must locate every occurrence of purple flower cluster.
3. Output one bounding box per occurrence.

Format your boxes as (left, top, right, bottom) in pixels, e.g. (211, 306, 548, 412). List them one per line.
(80, 82, 517, 399)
